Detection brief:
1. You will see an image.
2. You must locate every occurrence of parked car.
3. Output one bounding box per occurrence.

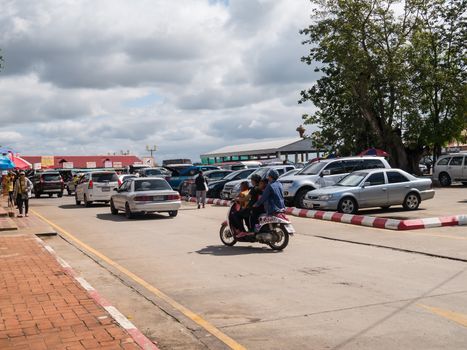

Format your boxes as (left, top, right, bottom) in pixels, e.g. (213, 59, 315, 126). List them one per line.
(303, 169, 435, 214)
(180, 170, 233, 196)
(433, 153, 467, 186)
(32, 172, 65, 198)
(165, 165, 219, 191)
(280, 169, 300, 178)
(279, 157, 391, 208)
(138, 167, 171, 178)
(110, 177, 181, 219)
(207, 168, 256, 198)
(221, 165, 296, 200)
(217, 161, 262, 171)
(75, 171, 120, 207)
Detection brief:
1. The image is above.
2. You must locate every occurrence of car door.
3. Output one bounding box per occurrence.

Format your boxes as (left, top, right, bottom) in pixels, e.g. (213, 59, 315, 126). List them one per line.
(358, 172, 388, 208)
(448, 156, 465, 180)
(385, 171, 410, 205)
(114, 181, 130, 209)
(76, 174, 89, 200)
(321, 161, 347, 186)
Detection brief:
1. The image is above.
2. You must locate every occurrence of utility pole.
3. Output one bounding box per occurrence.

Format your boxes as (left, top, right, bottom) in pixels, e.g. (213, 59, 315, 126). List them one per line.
(146, 145, 157, 159)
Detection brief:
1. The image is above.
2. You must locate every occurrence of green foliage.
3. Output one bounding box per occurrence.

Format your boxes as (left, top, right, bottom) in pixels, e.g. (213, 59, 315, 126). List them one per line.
(300, 0, 466, 172)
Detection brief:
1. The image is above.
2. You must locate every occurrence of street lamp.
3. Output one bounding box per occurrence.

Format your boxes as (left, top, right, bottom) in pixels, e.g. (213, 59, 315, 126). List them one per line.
(146, 145, 157, 158)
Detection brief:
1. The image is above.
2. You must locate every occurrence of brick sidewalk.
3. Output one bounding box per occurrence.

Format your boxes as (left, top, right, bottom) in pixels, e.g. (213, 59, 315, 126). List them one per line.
(0, 235, 142, 350)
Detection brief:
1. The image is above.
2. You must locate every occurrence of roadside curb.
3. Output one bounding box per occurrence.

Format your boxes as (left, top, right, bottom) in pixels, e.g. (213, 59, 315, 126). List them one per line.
(34, 236, 160, 350)
(183, 197, 467, 231)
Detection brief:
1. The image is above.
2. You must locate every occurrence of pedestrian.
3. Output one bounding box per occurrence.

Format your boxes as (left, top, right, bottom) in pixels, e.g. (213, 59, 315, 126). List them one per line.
(5, 173, 15, 208)
(195, 171, 208, 209)
(14, 172, 33, 217)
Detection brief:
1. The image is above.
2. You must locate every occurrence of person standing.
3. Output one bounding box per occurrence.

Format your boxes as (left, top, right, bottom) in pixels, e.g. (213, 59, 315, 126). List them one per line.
(195, 171, 208, 209)
(5, 173, 15, 208)
(14, 172, 33, 217)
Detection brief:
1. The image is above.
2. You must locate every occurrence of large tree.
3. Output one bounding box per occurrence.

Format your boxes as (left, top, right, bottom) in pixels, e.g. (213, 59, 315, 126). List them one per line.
(299, 0, 466, 173)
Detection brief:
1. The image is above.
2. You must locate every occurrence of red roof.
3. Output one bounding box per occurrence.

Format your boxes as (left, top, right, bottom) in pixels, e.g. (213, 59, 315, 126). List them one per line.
(22, 155, 143, 169)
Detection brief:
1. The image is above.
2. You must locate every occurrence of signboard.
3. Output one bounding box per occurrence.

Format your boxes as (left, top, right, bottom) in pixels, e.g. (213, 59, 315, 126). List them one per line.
(86, 162, 96, 169)
(142, 157, 154, 167)
(62, 162, 74, 169)
(41, 156, 55, 168)
(33, 163, 42, 170)
(113, 161, 123, 168)
(104, 161, 113, 168)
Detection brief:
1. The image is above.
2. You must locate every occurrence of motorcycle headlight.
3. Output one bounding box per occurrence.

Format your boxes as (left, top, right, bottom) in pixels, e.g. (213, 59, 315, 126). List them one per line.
(318, 194, 333, 201)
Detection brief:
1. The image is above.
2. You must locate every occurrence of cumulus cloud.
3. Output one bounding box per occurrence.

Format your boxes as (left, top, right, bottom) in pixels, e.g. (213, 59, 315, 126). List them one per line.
(0, 0, 317, 161)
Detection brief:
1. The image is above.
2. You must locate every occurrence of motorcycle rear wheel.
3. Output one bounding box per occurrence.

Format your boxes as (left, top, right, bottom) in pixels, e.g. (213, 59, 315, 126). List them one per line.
(219, 224, 237, 246)
(268, 226, 289, 251)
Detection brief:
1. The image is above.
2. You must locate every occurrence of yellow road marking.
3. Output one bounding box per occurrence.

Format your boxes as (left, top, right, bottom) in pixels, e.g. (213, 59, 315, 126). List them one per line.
(32, 209, 247, 350)
(418, 304, 467, 328)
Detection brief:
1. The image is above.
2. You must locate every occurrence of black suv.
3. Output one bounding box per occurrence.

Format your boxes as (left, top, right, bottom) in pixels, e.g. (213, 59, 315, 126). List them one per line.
(33, 172, 65, 198)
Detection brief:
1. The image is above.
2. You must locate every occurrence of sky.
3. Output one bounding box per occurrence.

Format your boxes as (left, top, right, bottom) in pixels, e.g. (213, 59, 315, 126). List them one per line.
(0, 0, 318, 162)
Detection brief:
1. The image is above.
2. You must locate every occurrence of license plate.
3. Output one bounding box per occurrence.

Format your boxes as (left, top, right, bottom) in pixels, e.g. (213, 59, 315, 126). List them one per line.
(101, 187, 110, 192)
(153, 196, 165, 201)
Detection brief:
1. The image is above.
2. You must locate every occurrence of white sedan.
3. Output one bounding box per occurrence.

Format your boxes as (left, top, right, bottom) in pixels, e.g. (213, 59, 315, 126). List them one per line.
(110, 178, 181, 219)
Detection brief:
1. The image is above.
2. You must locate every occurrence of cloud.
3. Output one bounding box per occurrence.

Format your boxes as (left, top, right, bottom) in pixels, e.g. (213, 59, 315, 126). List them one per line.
(0, 0, 318, 161)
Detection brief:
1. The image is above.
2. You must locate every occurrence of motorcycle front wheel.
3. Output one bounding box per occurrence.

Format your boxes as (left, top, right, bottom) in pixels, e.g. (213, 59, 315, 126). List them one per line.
(268, 226, 289, 251)
(219, 224, 237, 246)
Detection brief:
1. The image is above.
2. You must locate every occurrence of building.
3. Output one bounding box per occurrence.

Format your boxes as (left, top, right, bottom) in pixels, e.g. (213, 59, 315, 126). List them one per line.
(22, 155, 143, 170)
(201, 138, 316, 164)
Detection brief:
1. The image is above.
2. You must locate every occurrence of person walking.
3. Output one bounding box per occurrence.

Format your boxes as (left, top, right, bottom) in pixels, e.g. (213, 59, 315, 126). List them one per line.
(5, 173, 15, 208)
(14, 172, 33, 217)
(195, 171, 208, 209)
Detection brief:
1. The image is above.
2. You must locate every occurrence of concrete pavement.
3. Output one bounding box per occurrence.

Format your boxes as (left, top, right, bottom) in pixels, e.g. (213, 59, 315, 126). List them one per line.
(31, 196, 467, 350)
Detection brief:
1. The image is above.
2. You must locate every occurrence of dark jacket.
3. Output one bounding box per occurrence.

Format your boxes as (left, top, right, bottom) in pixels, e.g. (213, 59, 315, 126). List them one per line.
(195, 174, 207, 191)
(254, 180, 285, 215)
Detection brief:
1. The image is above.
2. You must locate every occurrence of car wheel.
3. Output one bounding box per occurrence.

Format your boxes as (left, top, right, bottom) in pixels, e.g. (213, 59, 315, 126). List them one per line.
(84, 195, 92, 207)
(338, 197, 358, 214)
(403, 192, 420, 210)
(294, 187, 313, 208)
(125, 203, 134, 219)
(110, 200, 118, 215)
(168, 210, 178, 217)
(439, 172, 451, 187)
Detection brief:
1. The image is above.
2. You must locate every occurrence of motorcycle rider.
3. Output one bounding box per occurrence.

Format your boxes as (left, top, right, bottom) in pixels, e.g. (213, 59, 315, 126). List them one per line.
(252, 169, 285, 230)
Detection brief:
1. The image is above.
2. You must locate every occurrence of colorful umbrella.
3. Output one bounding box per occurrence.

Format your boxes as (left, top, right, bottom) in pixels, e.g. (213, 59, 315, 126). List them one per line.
(357, 148, 389, 157)
(0, 156, 15, 170)
(11, 155, 32, 170)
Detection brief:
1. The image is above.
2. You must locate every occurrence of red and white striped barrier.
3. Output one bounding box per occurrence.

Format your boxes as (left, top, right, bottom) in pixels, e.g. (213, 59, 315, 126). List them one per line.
(184, 197, 467, 231)
(35, 237, 160, 350)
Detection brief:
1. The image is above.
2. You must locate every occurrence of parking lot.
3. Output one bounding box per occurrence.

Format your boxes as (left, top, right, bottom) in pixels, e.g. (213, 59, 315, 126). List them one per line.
(30, 189, 467, 350)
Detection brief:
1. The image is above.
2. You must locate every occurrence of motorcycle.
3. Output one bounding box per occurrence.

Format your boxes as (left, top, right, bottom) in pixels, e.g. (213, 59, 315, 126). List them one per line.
(219, 202, 295, 251)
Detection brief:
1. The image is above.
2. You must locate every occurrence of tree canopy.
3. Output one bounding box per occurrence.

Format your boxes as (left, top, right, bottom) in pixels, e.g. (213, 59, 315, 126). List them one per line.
(300, 0, 466, 173)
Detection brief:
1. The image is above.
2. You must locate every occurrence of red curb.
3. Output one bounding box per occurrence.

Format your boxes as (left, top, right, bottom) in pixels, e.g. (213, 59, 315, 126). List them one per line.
(34, 237, 160, 350)
(373, 217, 388, 229)
(439, 216, 459, 227)
(182, 198, 466, 231)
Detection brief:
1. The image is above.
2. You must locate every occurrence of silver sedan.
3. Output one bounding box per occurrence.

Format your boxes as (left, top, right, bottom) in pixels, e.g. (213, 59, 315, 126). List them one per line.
(303, 169, 435, 214)
(110, 178, 181, 219)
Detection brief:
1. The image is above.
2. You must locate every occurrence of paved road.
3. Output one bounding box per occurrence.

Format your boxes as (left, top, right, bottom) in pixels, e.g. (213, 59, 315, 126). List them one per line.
(31, 196, 467, 350)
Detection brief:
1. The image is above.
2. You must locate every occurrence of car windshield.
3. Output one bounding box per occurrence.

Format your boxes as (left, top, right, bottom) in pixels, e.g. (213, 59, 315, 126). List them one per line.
(42, 174, 61, 181)
(297, 162, 327, 175)
(134, 179, 171, 191)
(337, 172, 367, 187)
(250, 167, 273, 179)
(145, 169, 162, 176)
(92, 173, 118, 182)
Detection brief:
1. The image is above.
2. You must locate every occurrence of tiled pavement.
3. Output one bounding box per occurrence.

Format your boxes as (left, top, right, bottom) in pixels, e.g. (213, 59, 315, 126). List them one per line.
(0, 235, 143, 350)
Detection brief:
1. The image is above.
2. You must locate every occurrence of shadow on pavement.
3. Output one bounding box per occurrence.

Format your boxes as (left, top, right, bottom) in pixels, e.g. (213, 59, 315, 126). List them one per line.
(195, 245, 279, 256)
(96, 213, 172, 222)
